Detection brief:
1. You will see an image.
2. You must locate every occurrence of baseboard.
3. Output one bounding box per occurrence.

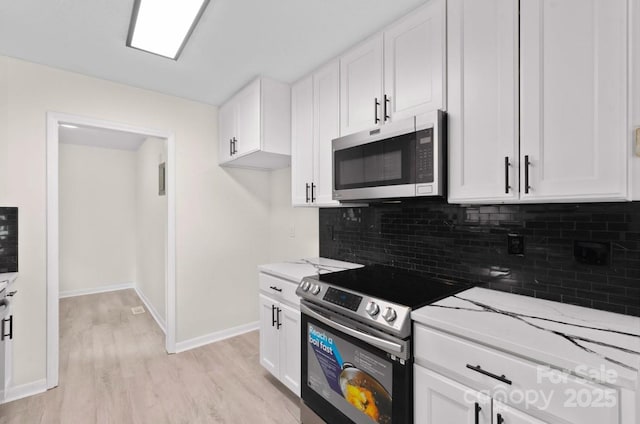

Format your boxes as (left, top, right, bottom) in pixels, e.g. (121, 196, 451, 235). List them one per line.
(59, 282, 134, 299)
(134, 286, 166, 334)
(175, 321, 259, 353)
(1, 378, 47, 404)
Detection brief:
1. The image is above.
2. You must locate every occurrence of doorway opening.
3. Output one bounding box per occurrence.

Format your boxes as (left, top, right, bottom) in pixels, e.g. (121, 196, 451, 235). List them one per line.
(46, 113, 176, 389)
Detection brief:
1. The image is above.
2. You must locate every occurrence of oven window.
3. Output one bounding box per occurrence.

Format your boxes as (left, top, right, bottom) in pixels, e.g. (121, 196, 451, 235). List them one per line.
(306, 322, 393, 424)
(334, 133, 416, 190)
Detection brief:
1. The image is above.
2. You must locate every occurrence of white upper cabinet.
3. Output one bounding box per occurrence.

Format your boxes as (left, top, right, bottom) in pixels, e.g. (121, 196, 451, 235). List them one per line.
(218, 77, 291, 170)
(291, 61, 349, 207)
(384, 0, 445, 122)
(520, 0, 629, 201)
(340, 34, 384, 135)
(449, 0, 630, 203)
(313, 60, 341, 205)
(339, 0, 446, 137)
(448, 0, 520, 203)
(291, 76, 314, 206)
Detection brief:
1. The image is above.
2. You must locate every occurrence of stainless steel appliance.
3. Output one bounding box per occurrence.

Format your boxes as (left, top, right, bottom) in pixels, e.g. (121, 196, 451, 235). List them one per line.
(332, 110, 445, 202)
(296, 265, 471, 424)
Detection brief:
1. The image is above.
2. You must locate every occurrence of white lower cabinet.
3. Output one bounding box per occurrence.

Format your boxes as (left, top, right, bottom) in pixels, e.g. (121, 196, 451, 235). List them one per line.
(414, 325, 632, 424)
(258, 290, 301, 396)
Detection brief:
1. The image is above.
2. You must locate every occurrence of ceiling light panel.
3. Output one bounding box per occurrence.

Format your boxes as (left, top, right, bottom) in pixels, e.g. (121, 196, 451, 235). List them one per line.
(127, 0, 209, 60)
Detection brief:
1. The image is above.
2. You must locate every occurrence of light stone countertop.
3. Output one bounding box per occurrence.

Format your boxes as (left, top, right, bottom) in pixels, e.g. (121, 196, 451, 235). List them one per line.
(258, 257, 363, 283)
(412, 287, 640, 390)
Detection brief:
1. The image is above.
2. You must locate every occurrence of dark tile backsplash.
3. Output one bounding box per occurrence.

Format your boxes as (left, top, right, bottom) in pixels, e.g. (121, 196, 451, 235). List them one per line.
(0, 207, 18, 273)
(319, 201, 640, 317)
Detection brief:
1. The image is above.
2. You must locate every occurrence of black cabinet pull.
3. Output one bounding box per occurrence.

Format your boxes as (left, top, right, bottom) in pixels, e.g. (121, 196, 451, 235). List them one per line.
(524, 155, 531, 194)
(232, 137, 238, 155)
(497, 413, 504, 424)
(474, 403, 481, 424)
(229, 139, 233, 156)
(504, 156, 511, 193)
(383, 94, 390, 121)
(305, 183, 310, 203)
(269, 285, 282, 292)
(1, 315, 13, 341)
(271, 305, 276, 327)
(276, 307, 282, 329)
(466, 364, 512, 385)
(374, 98, 380, 124)
(7, 290, 17, 297)
(311, 183, 316, 203)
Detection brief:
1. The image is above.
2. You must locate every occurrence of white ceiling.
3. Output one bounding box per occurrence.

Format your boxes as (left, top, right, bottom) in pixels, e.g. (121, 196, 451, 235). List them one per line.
(0, 0, 427, 106)
(59, 124, 148, 151)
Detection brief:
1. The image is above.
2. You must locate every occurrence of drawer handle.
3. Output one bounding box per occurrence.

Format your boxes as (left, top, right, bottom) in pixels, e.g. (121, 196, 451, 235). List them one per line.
(269, 286, 283, 292)
(466, 364, 512, 385)
(497, 413, 504, 424)
(474, 402, 481, 424)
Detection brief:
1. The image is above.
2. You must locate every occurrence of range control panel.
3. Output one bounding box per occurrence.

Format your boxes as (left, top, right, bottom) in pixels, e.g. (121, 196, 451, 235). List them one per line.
(323, 287, 362, 311)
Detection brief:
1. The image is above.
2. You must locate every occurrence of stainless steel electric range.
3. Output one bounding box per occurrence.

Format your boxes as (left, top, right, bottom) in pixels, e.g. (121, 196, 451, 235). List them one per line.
(296, 265, 473, 424)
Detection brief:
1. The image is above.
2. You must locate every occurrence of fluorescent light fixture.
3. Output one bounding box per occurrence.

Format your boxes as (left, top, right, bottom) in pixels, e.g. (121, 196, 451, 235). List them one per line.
(60, 124, 79, 129)
(127, 0, 210, 60)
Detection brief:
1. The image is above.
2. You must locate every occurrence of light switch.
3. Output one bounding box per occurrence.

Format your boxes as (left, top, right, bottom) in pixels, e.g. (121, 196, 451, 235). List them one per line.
(289, 224, 295, 238)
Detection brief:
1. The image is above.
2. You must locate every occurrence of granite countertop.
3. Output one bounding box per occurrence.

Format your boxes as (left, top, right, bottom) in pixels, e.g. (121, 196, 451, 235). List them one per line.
(258, 257, 363, 283)
(412, 287, 640, 390)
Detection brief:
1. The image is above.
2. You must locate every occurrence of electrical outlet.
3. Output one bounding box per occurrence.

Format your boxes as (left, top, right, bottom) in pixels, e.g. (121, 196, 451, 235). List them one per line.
(507, 234, 525, 255)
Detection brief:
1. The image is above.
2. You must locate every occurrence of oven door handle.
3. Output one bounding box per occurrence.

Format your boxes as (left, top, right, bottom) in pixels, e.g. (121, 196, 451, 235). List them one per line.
(300, 303, 404, 355)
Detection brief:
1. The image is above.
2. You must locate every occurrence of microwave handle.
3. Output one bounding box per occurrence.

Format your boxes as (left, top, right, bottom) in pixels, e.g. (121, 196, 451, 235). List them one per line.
(300, 303, 404, 355)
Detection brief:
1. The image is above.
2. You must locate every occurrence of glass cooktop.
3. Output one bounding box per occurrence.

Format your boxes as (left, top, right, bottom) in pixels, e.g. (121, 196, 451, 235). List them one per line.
(313, 264, 474, 309)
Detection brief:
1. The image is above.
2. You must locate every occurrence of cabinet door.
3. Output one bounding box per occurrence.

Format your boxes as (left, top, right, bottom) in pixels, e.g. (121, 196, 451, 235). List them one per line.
(259, 294, 279, 378)
(340, 34, 384, 135)
(278, 303, 301, 396)
(414, 366, 491, 424)
(447, 0, 520, 203)
(313, 60, 341, 206)
(494, 402, 547, 424)
(235, 78, 261, 156)
(384, 0, 445, 122)
(520, 0, 628, 201)
(291, 76, 314, 206)
(218, 100, 236, 164)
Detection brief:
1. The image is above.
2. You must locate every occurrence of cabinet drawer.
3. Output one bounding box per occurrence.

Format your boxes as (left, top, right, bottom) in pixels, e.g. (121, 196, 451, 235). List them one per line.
(259, 273, 299, 306)
(414, 325, 618, 424)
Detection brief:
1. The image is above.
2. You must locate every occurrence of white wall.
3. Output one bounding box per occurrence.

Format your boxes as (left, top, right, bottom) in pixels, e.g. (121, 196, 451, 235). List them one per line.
(633, 0, 640, 200)
(0, 58, 7, 202)
(268, 167, 319, 262)
(135, 137, 167, 326)
(59, 144, 137, 294)
(0, 55, 308, 388)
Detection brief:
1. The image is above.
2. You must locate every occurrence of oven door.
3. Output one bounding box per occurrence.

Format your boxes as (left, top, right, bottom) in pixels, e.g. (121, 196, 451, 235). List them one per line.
(300, 301, 412, 424)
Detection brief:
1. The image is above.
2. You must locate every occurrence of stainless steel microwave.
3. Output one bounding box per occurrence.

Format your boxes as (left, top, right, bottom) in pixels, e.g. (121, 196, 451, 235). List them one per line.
(332, 110, 445, 201)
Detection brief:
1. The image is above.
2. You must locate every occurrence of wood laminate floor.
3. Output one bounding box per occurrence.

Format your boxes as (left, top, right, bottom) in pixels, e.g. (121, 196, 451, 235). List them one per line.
(0, 289, 300, 424)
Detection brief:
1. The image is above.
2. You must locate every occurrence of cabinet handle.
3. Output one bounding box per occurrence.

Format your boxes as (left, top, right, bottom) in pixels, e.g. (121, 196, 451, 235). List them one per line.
(504, 157, 511, 194)
(305, 183, 310, 203)
(374, 98, 380, 124)
(474, 403, 481, 424)
(6, 290, 17, 297)
(1, 315, 13, 341)
(271, 305, 276, 327)
(497, 413, 504, 424)
(229, 139, 233, 156)
(524, 155, 531, 194)
(276, 307, 282, 329)
(269, 285, 282, 292)
(466, 364, 512, 385)
(232, 137, 238, 155)
(311, 183, 316, 203)
(383, 94, 390, 122)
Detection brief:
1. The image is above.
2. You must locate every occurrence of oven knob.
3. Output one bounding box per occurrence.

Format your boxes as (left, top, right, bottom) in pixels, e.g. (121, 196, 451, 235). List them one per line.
(381, 307, 397, 323)
(365, 301, 380, 317)
(300, 281, 311, 292)
(311, 284, 321, 295)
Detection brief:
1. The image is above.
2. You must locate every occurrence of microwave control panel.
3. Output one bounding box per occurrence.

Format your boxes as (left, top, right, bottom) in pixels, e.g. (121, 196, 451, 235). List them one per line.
(416, 128, 434, 183)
